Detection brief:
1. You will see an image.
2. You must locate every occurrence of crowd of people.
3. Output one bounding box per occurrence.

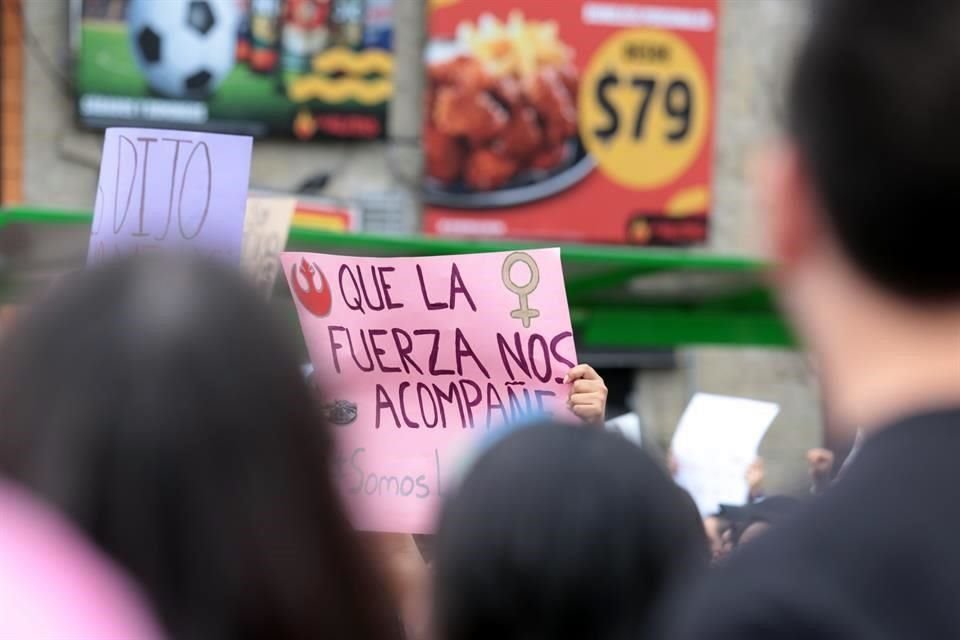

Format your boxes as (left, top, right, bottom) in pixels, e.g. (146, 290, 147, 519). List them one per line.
(3, 0, 960, 638)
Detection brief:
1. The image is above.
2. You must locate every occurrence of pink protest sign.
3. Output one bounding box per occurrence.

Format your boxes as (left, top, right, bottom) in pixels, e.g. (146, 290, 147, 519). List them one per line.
(282, 248, 578, 533)
(88, 127, 252, 265)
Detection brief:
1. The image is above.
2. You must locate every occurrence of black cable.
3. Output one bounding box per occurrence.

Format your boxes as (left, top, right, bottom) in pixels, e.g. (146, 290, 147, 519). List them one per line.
(295, 174, 332, 194)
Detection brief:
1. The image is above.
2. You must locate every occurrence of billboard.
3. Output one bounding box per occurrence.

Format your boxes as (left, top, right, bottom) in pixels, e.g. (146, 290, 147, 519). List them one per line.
(423, 0, 719, 246)
(73, 0, 394, 140)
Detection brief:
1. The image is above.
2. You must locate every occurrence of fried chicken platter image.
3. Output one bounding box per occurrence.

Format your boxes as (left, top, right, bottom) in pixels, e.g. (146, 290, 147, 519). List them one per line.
(424, 13, 594, 208)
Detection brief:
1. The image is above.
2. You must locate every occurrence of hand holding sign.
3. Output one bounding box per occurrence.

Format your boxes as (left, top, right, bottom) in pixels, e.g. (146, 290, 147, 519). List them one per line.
(565, 363, 608, 424)
(88, 128, 252, 265)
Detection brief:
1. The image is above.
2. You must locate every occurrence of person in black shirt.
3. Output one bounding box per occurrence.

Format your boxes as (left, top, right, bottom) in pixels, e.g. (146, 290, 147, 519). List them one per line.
(660, 0, 960, 638)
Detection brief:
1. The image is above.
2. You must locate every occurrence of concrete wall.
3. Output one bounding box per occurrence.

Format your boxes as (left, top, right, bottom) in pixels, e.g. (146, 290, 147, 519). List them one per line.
(20, 0, 820, 494)
(637, 0, 819, 495)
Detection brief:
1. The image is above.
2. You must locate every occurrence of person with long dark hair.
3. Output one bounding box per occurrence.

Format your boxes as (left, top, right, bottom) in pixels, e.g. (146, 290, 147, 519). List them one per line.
(433, 423, 708, 640)
(0, 253, 402, 640)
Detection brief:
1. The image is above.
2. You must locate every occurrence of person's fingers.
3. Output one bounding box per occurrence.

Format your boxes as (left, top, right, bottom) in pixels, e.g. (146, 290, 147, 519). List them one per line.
(572, 379, 602, 394)
(563, 363, 600, 384)
(568, 392, 603, 406)
(570, 404, 601, 420)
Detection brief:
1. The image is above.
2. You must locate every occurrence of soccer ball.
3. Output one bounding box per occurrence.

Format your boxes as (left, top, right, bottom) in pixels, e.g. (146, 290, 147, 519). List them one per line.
(127, 0, 240, 99)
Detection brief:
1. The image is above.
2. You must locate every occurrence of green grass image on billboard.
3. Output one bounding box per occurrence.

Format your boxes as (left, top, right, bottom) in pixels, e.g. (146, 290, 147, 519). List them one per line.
(76, 21, 387, 134)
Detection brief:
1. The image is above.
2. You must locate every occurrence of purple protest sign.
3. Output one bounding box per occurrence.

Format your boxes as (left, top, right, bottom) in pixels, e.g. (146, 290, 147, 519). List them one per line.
(87, 128, 252, 265)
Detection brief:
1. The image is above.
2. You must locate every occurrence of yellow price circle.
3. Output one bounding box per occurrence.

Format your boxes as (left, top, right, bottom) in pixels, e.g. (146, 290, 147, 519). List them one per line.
(578, 29, 710, 190)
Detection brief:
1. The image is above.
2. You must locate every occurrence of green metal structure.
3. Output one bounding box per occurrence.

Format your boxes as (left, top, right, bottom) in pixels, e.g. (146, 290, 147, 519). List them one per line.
(0, 205, 794, 350)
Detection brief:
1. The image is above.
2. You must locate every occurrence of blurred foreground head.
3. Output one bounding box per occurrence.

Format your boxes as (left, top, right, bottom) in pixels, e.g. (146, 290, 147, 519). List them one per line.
(0, 254, 400, 640)
(760, 0, 960, 433)
(434, 424, 707, 640)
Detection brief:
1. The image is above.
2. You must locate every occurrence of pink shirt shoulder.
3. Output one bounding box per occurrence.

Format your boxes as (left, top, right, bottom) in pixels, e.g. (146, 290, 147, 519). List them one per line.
(0, 480, 164, 639)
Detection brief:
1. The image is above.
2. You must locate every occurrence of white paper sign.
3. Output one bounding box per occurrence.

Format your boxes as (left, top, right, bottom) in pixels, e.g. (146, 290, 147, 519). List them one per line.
(671, 393, 780, 516)
(241, 197, 297, 299)
(605, 412, 642, 446)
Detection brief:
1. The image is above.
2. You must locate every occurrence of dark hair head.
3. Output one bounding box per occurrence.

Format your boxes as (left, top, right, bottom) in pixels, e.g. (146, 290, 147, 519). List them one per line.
(434, 423, 708, 640)
(787, 0, 960, 300)
(0, 254, 401, 640)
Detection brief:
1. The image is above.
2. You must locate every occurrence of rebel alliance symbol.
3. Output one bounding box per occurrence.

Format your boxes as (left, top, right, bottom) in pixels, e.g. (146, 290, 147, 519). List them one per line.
(291, 258, 332, 317)
(502, 252, 541, 328)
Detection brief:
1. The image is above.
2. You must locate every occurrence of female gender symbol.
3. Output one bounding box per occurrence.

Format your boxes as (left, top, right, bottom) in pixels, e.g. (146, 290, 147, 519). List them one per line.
(501, 252, 541, 328)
